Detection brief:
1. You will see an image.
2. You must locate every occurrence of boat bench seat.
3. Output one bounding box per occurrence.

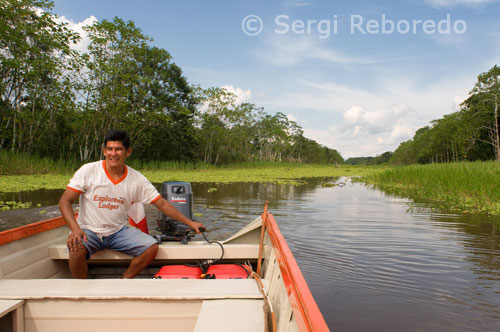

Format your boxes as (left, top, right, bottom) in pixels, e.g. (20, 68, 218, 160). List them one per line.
(0, 299, 24, 332)
(0, 279, 267, 300)
(48, 243, 260, 261)
(0, 279, 266, 332)
(0, 299, 24, 317)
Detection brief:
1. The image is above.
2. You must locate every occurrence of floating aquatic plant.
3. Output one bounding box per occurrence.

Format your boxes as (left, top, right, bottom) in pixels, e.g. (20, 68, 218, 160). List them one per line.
(0, 200, 33, 210)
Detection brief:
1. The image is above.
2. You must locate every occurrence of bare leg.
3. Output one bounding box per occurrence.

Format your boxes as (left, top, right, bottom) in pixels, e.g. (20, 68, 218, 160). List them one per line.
(121, 244, 159, 279)
(69, 245, 88, 279)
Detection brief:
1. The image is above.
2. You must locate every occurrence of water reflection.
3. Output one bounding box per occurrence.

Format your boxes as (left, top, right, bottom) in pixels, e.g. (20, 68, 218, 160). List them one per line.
(0, 188, 64, 207)
(1, 178, 500, 331)
(0, 189, 65, 231)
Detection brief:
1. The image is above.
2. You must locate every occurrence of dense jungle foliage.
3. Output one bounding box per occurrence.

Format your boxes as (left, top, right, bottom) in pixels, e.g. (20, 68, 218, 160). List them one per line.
(0, 0, 343, 165)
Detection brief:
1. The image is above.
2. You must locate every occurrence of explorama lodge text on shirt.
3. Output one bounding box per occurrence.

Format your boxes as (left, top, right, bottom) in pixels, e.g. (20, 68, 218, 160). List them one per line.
(93, 195, 125, 210)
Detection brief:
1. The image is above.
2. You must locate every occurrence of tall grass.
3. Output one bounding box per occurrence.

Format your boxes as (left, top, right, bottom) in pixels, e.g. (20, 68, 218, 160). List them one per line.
(0, 149, 386, 192)
(364, 161, 500, 215)
(128, 160, 335, 170)
(0, 150, 79, 175)
(0, 151, 217, 175)
(3, 149, 498, 216)
(141, 163, 386, 185)
(127, 159, 215, 171)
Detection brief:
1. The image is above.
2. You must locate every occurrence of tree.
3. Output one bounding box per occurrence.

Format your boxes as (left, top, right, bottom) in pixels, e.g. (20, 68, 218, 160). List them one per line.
(461, 65, 500, 161)
(194, 87, 238, 164)
(0, 3, 344, 166)
(253, 112, 294, 162)
(74, 17, 153, 161)
(123, 46, 198, 161)
(0, 0, 80, 155)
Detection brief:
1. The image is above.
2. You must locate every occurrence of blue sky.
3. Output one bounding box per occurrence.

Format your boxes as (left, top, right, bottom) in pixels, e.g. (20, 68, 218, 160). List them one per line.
(51, 0, 500, 158)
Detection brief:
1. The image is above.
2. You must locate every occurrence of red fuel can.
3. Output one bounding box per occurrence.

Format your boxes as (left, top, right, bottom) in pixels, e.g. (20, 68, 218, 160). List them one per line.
(154, 265, 202, 279)
(205, 264, 249, 279)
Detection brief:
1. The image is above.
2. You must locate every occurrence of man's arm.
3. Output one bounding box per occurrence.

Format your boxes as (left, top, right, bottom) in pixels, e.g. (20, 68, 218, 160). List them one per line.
(153, 197, 205, 233)
(59, 188, 86, 251)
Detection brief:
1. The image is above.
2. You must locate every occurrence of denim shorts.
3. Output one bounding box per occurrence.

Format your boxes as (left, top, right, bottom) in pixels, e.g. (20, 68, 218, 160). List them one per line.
(80, 226, 157, 259)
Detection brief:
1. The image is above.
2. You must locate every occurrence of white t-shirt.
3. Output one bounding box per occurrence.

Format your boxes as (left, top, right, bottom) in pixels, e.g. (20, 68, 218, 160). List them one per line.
(67, 160, 161, 236)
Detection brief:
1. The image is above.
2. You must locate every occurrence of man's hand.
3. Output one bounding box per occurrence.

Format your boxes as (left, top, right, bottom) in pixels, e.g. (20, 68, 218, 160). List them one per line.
(189, 221, 206, 234)
(67, 228, 87, 251)
(59, 187, 86, 251)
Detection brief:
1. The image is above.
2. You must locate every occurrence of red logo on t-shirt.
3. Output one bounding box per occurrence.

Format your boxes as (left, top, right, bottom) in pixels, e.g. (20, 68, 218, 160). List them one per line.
(93, 195, 125, 210)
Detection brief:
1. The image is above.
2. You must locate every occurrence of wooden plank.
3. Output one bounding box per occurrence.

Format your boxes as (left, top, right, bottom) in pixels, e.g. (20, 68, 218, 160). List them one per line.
(24, 299, 200, 332)
(193, 299, 265, 332)
(13, 302, 23, 332)
(49, 243, 260, 261)
(0, 299, 24, 317)
(0, 279, 266, 300)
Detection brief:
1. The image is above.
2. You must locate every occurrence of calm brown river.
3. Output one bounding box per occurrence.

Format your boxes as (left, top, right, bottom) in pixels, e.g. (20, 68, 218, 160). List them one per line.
(1, 177, 500, 331)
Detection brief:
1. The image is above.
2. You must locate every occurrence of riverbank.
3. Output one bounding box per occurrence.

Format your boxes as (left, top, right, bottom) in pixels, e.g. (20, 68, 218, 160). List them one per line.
(363, 161, 500, 216)
(0, 156, 386, 192)
(3, 151, 500, 217)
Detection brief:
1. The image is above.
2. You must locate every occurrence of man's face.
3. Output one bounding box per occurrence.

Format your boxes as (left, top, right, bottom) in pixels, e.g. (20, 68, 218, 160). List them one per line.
(103, 141, 132, 168)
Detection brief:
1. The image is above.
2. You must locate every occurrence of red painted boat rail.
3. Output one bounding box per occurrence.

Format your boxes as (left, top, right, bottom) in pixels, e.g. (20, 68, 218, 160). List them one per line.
(0, 216, 67, 246)
(263, 209, 330, 332)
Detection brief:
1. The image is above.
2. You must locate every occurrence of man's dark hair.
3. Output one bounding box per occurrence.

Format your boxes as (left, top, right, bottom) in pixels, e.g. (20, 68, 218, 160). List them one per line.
(104, 130, 130, 149)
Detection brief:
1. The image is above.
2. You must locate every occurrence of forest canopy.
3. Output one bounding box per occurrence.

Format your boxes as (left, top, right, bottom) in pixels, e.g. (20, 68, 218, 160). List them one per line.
(390, 65, 500, 165)
(0, 0, 343, 165)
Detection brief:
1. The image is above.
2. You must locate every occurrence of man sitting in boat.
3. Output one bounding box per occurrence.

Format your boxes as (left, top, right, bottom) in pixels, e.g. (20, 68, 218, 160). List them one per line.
(58, 129, 205, 279)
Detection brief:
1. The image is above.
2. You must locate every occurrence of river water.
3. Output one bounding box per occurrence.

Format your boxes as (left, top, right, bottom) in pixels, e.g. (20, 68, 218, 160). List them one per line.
(1, 177, 500, 331)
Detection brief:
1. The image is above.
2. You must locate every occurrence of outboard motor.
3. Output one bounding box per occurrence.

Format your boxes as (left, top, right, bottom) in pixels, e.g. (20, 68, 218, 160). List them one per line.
(156, 181, 194, 244)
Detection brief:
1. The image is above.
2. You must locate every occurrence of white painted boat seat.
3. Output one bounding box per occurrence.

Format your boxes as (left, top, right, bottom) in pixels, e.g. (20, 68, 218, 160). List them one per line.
(0, 299, 24, 332)
(0, 279, 267, 300)
(48, 243, 259, 261)
(193, 299, 265, 332)
(0, 280, 266, 332)
(0, 299, 24, 317)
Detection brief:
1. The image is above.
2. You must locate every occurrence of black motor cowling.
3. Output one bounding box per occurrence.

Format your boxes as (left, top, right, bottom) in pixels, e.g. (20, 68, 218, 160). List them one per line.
(156, 181, 194, 244)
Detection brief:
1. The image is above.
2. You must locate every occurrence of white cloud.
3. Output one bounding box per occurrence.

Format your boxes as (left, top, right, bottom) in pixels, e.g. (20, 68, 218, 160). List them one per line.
(342, 104, 410, 135)
(261, 93, 420, 158)
(54, 15, 98, 53)
(304, 118, 416, 159)
(335, 104, 416, 157)
(257, 34, 377, 67)
(221, 85, 252, 104)
(453, 95, 467, 111)
(259, 78, 379, 115)
(287, 114, 298, 122)
(256, 71, 474, 158)
(343, 106, 364, 124)
(30, 9, 96, 53)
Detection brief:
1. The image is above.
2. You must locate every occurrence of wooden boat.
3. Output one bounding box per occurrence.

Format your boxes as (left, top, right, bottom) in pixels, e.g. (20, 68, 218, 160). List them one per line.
(0, 205, 329, 332)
